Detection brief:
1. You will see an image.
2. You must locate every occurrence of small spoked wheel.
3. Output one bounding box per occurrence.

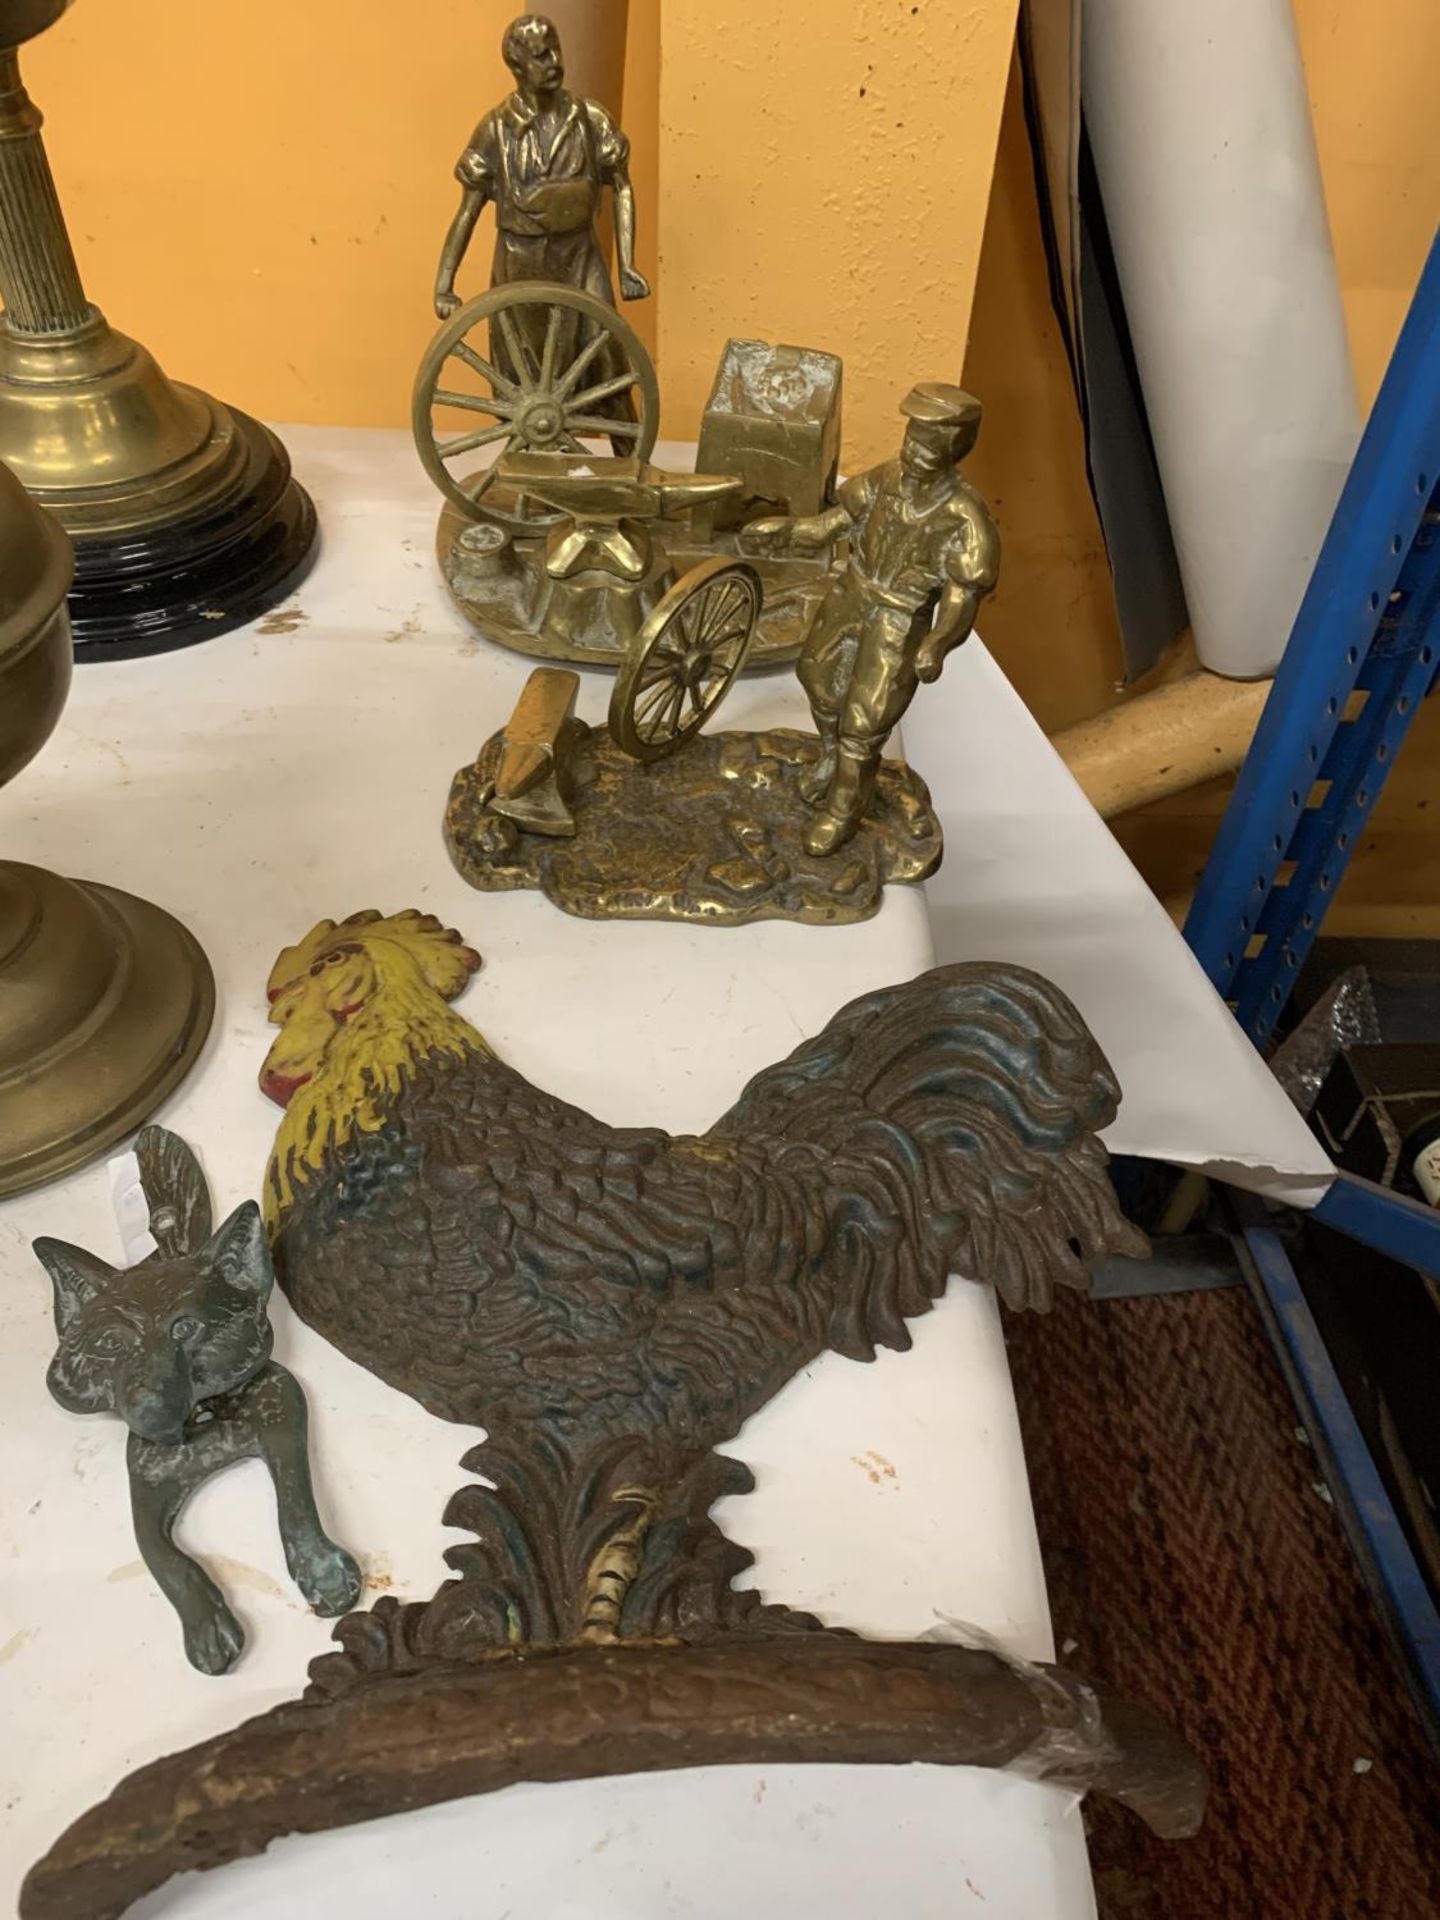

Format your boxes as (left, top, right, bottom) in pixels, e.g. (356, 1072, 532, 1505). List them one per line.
(609, 558, 761, 762)
(413, 282, 661, 533)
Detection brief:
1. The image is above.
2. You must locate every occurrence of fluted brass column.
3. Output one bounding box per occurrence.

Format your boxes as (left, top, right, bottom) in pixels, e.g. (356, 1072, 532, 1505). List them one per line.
(0, 49, 88, 332)
(0, 0, 317, 658)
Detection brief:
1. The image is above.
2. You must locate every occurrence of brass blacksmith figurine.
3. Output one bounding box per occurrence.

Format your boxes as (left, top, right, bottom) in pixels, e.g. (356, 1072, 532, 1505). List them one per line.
(743, 384, 1000, 856)
(433, 13, 651, 323)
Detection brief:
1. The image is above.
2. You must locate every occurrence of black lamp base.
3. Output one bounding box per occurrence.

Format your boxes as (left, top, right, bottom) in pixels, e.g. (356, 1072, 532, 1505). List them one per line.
(68, 411, 319, 663)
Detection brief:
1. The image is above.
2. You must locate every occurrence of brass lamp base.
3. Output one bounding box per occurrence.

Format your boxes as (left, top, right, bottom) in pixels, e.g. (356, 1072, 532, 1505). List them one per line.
(0, 316, 318, 661)
(0, 861, 214, 1198)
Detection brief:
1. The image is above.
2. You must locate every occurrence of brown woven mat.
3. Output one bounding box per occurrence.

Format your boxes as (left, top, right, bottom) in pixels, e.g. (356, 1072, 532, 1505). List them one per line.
(1004, 1284, 1440, 1920)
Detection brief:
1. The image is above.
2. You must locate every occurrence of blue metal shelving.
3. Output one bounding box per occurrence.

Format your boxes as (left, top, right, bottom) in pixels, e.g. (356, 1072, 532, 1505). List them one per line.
(1229, 1193, 1440, 1735)
(1177, 230, 1440, 1729)
(1186, 232, 1440, 1048)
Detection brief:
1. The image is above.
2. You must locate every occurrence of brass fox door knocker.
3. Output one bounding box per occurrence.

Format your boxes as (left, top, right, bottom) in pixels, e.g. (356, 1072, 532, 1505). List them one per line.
(35, 1126, 360, 1674)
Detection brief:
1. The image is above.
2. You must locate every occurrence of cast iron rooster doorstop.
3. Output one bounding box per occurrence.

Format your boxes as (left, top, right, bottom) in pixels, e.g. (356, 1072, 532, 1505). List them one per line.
(23, 910, 1206, 1919)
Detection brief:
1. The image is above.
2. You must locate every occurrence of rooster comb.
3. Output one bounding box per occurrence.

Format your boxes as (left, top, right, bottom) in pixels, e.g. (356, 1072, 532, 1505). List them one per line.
(266, 909, 482, 1004)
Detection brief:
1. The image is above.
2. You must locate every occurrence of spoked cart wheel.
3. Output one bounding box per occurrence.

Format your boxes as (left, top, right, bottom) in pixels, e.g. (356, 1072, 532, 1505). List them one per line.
(413, 282, 661, 534)
(609, 557, 761, 762)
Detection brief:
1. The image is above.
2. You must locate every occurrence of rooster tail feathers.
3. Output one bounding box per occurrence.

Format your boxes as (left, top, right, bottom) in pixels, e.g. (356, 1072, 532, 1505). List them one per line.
(717, 963, 1120, 1148)
(710, 962, 1145, 1319)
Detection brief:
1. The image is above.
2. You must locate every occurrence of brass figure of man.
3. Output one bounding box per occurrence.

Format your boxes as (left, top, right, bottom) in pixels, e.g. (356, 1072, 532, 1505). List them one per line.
(433, 13, 651, 323)
(743, 385, 999, 857)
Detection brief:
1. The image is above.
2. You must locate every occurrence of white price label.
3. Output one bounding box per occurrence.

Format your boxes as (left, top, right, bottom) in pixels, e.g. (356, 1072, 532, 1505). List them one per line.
(1412, 1139, 1440, 1209)
(109, 1148, 157, 1265)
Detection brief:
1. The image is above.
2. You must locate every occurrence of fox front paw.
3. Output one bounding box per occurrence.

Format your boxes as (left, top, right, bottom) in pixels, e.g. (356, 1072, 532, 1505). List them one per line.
(183, 1600, 245, 1676)
(295, 1539, 364, 1617)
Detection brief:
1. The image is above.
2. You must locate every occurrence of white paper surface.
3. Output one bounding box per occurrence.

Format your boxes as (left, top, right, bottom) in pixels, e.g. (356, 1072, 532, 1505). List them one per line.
(1082, 0, 1360, 677)
(0, 428, 1095, 1920)
(905, 642, 1334, 1208)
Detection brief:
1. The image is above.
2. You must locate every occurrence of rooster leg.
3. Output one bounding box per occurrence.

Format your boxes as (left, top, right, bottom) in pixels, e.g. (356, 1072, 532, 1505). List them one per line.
(578, 1487, 657, 1645)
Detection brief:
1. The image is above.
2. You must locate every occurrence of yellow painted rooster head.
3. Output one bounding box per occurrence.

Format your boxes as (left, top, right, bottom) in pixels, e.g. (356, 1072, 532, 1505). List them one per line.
(261, 909, 483, 1223)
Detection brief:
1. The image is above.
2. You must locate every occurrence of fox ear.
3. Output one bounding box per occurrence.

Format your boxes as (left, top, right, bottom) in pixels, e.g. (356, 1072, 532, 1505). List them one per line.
(33, 1238, 117, 1335)
(206, 1202, 274, 1301)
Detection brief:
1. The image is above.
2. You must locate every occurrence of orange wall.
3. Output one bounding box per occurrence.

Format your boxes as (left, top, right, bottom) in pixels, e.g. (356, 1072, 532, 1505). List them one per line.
(654, 0, 1019, 468)
(24, 0, 1010, 461)
(1302, 0, 1440, 413)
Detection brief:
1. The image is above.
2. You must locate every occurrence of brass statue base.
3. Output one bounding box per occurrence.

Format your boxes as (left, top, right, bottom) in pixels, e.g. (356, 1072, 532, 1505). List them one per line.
(0, 862, 214, 1198)
(446, 723, 942, 926)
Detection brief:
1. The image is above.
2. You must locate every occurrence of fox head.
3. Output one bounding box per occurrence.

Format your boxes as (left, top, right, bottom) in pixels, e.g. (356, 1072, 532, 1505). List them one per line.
(36, 1204, 274, 1445)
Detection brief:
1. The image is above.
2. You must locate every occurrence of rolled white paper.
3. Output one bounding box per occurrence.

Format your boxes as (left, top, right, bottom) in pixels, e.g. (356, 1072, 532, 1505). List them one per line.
(1082, 0, 1361, 678)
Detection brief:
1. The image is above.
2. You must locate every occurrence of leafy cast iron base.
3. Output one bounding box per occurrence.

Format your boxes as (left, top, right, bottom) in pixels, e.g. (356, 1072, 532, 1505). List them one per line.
(22, 1437, 1207, 1919)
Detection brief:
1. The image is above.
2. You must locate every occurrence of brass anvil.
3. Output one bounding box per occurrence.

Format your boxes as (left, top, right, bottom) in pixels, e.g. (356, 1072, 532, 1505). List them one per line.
(498, 452, 742, 582)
